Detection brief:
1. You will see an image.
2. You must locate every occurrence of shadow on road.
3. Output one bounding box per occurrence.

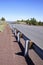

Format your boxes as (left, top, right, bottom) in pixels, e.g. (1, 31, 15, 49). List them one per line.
(14, 41, 34, 65)
(12, 32, 35, 65)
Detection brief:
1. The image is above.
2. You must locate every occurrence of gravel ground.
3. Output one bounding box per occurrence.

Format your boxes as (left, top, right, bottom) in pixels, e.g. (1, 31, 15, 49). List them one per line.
(0, 25, 27, 65)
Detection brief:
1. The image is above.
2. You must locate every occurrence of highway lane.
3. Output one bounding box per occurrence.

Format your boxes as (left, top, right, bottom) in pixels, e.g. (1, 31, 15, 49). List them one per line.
(10, 24, 43, 50)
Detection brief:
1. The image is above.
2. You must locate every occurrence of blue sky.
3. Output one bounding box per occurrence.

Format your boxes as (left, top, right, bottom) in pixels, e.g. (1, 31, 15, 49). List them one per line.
(0, 0, 43, 21)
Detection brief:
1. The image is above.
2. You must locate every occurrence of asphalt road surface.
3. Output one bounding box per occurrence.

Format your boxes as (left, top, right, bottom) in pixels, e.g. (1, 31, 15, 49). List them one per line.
(11, 24, 43, 50)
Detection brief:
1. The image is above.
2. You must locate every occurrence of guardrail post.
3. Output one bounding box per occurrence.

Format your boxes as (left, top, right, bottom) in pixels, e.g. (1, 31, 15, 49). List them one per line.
(12, 28, 15, 33)
(24, 40, 29, 57)
(15, 29, 17, 36)
(17, 32, 20, 42)
(24, 40, 33, 57)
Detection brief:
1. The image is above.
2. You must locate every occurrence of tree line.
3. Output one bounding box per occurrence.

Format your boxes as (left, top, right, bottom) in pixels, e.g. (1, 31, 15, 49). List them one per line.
(17, 18, 43, 26)
(0, 17, 43, 25)
(0, 17, 5, 21)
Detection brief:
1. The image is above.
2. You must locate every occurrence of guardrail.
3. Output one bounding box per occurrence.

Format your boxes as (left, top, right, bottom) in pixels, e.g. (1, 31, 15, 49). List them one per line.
(12, 28, 33, 56)
(10, 24, 43, 60)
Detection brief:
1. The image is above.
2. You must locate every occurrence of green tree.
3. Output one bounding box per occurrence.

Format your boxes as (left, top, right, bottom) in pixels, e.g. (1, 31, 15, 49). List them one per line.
(21, 19, 23, 22)
(25, 19, 29, 24)
(29, 18, 37, 25)
(17, 20, 20, 22)
(1, 17, 5, 21)
(38, 21, 43, 25)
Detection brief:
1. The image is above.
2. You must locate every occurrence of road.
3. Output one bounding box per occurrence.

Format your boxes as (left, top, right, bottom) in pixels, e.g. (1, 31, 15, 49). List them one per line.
(11, 24, 43, 50)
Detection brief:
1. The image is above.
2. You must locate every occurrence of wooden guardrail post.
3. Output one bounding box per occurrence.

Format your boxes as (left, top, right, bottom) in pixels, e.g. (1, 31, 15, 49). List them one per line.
(29, 40, 33, 49)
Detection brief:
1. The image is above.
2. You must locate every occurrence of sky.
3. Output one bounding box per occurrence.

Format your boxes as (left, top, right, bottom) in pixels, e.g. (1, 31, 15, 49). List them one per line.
(0, 0, 43, 21)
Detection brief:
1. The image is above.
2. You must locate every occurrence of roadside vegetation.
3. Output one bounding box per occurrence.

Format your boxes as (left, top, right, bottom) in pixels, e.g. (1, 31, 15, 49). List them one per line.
(0, 17, 5, 21)
(17, 18, 43, 26)
(0, 17, 6, 32)
(0, 17, 43, 26)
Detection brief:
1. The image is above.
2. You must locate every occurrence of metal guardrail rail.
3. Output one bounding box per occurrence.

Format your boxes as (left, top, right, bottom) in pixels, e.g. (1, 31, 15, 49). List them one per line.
(9, 24, 43, 60)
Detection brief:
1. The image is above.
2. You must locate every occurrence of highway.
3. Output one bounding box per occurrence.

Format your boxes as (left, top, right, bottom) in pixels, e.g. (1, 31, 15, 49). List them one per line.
(10, 24, 43, 50)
